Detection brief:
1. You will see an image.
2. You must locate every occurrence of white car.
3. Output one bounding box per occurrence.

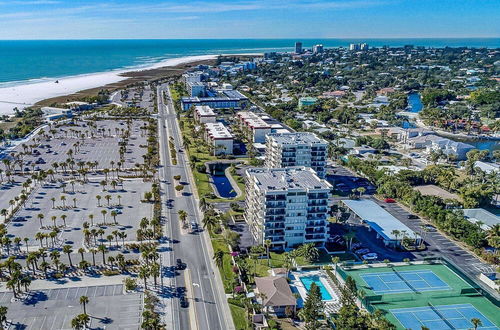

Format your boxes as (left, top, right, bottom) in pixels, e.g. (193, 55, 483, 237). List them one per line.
(356, 248, 370, 255)
(362, 253, 378, 260)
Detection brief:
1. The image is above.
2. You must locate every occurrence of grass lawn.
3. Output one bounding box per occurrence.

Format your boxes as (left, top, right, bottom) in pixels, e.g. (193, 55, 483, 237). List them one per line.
(0, 117, 22, 132)
(180, 116, 246, 203)
(229, 303, 250, 330)
(212, 239, 238, 293)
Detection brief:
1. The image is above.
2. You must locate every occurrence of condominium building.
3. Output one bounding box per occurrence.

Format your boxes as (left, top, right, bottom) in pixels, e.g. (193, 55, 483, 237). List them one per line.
(236, 111, 272, 143)
(187, 81, 207, 97)
(244, 167, 332, 249)
(265, 132, 328, 178)
(295, 42, 303, 54)
(194, 105, 216, 124)
(181, 90, 249, 111)
(204, 122, 234, 155)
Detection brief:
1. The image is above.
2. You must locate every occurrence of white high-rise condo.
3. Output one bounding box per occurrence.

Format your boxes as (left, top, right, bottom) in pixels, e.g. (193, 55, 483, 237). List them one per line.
(244, 167, 332, 250)
(265, 132, 328, 178)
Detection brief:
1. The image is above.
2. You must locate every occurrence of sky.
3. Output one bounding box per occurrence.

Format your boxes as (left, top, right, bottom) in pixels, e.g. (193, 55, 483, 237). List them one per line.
(0, 0, 498, 39)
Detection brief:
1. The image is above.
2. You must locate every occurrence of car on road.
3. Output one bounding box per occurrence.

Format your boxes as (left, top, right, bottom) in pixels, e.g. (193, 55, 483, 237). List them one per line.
(60, 142, 66, 146)
(179, 295, 189, 308)
(407, 214, 419, 219)
(384, 198, 396, 203)
(176, 258, 185, 270)
(190, 222, 198, 233)
(362, 253, 378, 260)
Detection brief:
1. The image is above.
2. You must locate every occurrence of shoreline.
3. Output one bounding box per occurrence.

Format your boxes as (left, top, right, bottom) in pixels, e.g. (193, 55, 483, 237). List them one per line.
(0, 53, 261, 115)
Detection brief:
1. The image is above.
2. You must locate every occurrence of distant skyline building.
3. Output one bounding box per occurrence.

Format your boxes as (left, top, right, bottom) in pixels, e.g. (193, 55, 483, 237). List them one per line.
(295, 41, 303, 54)
(312, 44, 324, 54)
(349, 43, 369, 51)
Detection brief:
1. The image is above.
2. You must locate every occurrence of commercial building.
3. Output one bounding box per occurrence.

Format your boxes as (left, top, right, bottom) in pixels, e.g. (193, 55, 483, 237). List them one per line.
(244, 167, 332, 249)
(265, 132, 328, 178)
(194, 105, 216, 124)
(187, 81, 207, 97)
(41, 107, 73, 121)
(203, 122, 234, 156)
(349, 43, 369, 51)
(298, 96, 317, 109)
(341, 199, 421, 248)
(237, 111, 272, 143)
(181, 90, 249, 111)
(295, 42, 303, 54)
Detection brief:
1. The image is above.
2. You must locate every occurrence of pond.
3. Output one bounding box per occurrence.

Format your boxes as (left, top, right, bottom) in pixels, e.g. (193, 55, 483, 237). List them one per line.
(407, 92, 423, 113)
(212, 173, 237, 198)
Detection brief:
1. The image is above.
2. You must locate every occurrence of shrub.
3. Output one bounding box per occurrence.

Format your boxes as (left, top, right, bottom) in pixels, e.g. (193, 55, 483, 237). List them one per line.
(124, 277, 137, 291)
(102, 269, 121, 276)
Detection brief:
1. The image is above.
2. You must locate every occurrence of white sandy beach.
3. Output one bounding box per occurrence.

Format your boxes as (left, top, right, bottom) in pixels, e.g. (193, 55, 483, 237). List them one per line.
(0, 54, 218, 116)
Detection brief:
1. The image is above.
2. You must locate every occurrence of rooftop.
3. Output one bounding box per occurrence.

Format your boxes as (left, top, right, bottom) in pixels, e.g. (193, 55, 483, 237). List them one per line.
(246, 167, 332, 192)
(204, 122, 233, 139)
(342, 199, 418, 241)
(181, 89, 248, 102)
(195, 105, 216, 117)
(237, 111, 271, 129)
(267, 132, 328, 146)
(255, 276, 296, 307)
(462, 208, 500, 230)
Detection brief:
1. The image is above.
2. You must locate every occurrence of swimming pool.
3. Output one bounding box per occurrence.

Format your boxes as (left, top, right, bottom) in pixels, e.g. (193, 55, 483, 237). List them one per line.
(299, 275, 332, 300)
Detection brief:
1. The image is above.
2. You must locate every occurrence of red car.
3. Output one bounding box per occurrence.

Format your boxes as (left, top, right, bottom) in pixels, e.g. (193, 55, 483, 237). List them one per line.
(384, 198, 396, 203)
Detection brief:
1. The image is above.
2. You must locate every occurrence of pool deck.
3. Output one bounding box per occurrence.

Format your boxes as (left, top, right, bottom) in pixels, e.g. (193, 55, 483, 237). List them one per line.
(290, 270, 342, 313)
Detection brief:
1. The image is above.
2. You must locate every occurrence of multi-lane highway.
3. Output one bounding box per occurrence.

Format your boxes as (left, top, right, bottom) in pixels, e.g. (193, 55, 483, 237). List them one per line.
(156, 83, 234, 330)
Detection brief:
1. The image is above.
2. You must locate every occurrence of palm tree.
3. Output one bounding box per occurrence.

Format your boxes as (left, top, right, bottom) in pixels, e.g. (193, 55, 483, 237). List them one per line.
(0, 305, 8, 325)
(95, 195, 101, 207)
(202, 215, 217, 233)
(298, 243, 319, 263)
(101, 210, 107, 224)
(331, 256, 340, 273)
(98, 245, 107, 264)
(37, 213, 44, 228)
(110, 210, 118, 224)
(79, 295, 89, 314)
(471, 318, 482, 330)
(60, 195, 66, 208)
(391, 229, 401, 247)
(61, 214, 67, 227)
(78, 248, 85, 262)
(63, 245, 73, 267)
(264, 239, 272, 266)
(104, 194, 112, 206)
(71, 313, 90, 329)
(88, 214, 94, 227)
(138, 265, 149, 290)
(51, 215, 57, 228)
(213, 250, 225, 279)
(117, 195, 122, 206)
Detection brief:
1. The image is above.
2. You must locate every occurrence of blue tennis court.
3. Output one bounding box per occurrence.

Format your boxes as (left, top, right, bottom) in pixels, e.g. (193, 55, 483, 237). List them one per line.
(391, 303, 499, 330)
(360, 269, 450, 294)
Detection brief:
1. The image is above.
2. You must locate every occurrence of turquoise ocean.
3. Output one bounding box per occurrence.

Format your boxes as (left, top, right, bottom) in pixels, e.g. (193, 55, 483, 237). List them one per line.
(1, 38, 499, 86)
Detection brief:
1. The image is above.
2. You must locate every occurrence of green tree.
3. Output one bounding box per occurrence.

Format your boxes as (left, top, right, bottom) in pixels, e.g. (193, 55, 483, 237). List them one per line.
(298, 282, 324, 330)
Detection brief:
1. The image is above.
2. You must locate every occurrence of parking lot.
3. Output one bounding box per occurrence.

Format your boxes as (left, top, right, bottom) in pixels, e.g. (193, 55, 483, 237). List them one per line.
(12, 119, 148, 171)
(327, 165, 376, 195)
(7, 177, 152, 248)
(0, 175, 28, 211)
(1, 284, 142, 329)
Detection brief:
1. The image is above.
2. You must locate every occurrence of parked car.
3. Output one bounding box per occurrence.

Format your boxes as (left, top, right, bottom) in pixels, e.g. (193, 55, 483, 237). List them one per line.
(362, 253, 378, 260)
(407, 214, 419, 219)
(356, 249, 370, 255)
(111, 208, 122, 214)
(423, 224, 436, 232)
(176, 258, 185, 270)
(60, 142, 66, 146)
(384, 198, 396, 203)
(179, 295, 189, 308)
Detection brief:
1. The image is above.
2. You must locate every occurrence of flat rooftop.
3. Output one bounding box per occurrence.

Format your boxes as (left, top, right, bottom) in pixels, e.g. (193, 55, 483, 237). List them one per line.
(267, 132, 328, 145)
(342, 199, 418, 241)
(462, 208, 500, 230)
(195, 105, 216, 116)
(246, 167, 332, 192)
(181, 89, 248, 102)
(205, 122, 233, 139)
(237, 111, 271, 129)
